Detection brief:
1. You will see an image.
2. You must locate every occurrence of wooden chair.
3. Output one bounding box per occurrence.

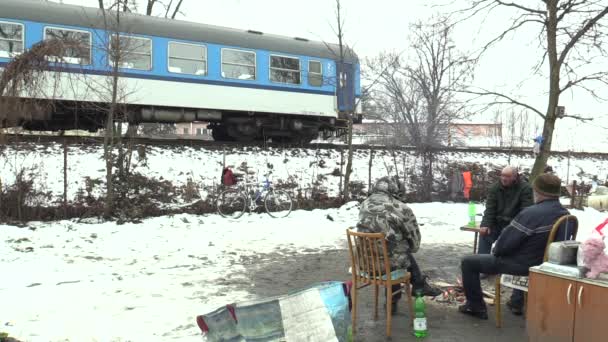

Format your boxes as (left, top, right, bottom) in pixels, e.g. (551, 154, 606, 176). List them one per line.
(346, 229, 414, 338)
(495, 215, 578, 327)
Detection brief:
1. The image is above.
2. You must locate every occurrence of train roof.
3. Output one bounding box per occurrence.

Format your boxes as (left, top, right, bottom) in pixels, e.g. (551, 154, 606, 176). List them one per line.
(0, 0, 358, 63)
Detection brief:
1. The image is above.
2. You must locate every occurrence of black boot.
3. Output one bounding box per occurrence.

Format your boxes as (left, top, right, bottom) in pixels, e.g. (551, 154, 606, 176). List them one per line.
(458, 303, 488, 320)
(506, 299, 523, 316)
(412, 276, 442, 297)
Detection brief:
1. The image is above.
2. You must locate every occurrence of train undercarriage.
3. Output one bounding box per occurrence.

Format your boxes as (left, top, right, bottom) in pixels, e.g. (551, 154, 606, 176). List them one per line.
(1, 99, 346, 143)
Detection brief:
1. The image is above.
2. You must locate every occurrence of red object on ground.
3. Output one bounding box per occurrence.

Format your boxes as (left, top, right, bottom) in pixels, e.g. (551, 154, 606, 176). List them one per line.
(595, 218, 608, 236)
(462, 171, 473, 199)
(196, 315, 209, 333)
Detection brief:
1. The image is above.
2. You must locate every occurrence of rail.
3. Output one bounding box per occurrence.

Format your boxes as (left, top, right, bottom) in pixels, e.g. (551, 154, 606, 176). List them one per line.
(1, 133, 608, 159)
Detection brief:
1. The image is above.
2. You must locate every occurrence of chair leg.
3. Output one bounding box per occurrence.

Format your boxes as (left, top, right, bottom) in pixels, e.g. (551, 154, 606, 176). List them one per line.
(386, 284, 392, 337)
(495, 276, 502, 328)
(374, 284, 379, 320)
(405, 281, 414, 328)
(524, 292, 528, 317)
(352, 284, 358, 335)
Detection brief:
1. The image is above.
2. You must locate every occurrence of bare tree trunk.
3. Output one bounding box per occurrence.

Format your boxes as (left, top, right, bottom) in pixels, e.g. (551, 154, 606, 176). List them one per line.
(117, 122, 125, 179)
(125, 124, 136, 175)
(103, 99, 117, 218)
(17, 171, 22, 222)
(368, 149, 373, 195)
(103, 8, 122, 219)
(339, 149, 344, 197)
(531, 1, 560, 181)
(63, 137, 68, 218)
(343, 117, 354, 202)
(420, 149, 434, 202)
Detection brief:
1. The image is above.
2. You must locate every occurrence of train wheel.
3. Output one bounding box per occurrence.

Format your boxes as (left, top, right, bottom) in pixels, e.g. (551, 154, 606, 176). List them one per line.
(211, 126, 232, 141)
(227, 123, 257, 142)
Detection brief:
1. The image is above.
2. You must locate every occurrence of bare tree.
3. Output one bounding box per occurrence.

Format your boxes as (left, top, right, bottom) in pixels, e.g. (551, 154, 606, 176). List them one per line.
(324, 0, 358, 202)
(460, 0, 608, 180)
(368, 18, 473, 146)
(366, 17, 474, 199)
(0, 38, 86, 129)
(92, 0, 186, 217)
(90, 0, 143, 218)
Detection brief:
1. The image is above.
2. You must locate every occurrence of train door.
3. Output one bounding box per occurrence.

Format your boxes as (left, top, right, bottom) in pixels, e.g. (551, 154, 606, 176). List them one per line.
(336, 62, 355, 113)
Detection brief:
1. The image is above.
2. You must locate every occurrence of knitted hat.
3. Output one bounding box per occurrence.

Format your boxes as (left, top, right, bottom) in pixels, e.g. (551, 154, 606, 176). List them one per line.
(533, 173, 562, 197)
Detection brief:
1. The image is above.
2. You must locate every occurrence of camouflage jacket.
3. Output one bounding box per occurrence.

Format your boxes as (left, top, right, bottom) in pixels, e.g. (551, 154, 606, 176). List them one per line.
(356, 177, 421, 270)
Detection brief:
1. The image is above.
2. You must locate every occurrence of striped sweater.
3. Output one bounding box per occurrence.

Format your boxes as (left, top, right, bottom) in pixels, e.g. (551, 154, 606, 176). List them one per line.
(493, 199, 571, 268)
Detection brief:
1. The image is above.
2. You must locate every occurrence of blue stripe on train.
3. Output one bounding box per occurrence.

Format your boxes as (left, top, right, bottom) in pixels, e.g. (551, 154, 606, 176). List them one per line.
(0, 60, 336, 97)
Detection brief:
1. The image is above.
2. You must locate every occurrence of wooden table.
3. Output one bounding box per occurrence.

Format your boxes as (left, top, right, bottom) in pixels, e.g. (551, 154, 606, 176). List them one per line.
(460, 224, 481, 254)
(527, 267, 608, 342)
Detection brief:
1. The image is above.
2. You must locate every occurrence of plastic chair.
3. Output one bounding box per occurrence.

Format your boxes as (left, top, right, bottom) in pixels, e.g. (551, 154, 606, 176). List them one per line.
(346, 229, 414, 338)
(494, 215, 578, 327)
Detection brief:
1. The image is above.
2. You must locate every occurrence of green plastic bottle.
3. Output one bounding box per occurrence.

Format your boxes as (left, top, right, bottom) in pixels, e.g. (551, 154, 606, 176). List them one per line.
(413, 290, 428, 338)
(468, 201, 476, 227)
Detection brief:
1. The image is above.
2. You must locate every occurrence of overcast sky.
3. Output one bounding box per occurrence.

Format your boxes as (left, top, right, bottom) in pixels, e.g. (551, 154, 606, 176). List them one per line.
(53, 0, 607, 151)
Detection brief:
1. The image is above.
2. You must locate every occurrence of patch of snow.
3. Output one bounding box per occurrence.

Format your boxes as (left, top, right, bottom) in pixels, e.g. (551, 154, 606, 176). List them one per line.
(1, 203, 604, 341)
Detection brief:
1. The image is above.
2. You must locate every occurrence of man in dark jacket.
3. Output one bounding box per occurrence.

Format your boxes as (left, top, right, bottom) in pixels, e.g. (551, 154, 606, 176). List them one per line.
(478, 166, 534, 254)
(459, 173, 572, 319)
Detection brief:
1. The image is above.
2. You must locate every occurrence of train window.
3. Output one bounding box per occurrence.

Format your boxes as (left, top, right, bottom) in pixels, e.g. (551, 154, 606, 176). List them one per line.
(270, 55, 300, 84)
(168, 42, 207, 75)
(44, 27, 91, 64)
(308, 60, 323, 87)
(0, 22, 24, 57)
(221, 49, 256, 80)
(109, 35, 152, 70)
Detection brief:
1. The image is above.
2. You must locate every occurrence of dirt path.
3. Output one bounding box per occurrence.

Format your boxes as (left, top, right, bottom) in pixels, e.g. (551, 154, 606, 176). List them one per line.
(243, 243, 526, 341)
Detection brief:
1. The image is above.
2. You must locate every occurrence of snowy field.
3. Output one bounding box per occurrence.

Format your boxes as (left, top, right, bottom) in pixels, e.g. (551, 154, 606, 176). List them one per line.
(1, 202, 606, 341)
(1, 143, 607, 206)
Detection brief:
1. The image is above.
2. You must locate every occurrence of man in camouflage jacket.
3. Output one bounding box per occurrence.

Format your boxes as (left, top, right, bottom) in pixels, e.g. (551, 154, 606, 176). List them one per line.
(357, 177, 440, 312)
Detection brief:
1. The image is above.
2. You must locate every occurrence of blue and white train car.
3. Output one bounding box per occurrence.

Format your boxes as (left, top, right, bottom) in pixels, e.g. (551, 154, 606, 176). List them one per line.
(0, 0, 361, 142)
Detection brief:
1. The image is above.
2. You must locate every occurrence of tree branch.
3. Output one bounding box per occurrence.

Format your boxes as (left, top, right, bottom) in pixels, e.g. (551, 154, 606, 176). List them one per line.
(146, 0, 156, 16)
(171, 0, 184, 19)
(164, 0, 173, 18)
(494, 0, 545, 14)
(560, 71, 608, 93)
(558, 6, 608, 66)
(460, 88, 545, 118)
(562, 114, 594, 121)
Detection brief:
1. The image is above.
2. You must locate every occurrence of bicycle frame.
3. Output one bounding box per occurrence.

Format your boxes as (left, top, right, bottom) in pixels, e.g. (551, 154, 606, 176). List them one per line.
(238, 178, 272, 212)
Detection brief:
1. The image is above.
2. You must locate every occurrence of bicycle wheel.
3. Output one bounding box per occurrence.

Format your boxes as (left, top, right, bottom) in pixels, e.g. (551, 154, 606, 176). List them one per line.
(264, 189, 293, 218)
(217, 188, 247, 219)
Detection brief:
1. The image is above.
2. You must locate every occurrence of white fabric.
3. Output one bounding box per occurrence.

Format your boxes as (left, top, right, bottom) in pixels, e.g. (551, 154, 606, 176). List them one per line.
(279, 289, 338, 342)
(501, 274, 529, 292)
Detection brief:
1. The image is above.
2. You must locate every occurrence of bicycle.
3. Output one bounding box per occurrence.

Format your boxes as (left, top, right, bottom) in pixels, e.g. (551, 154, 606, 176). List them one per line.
(216, 177, 293, 219)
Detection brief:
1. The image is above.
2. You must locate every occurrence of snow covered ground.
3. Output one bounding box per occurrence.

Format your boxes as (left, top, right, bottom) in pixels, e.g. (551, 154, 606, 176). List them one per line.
(1, 202, 606, 341)
(1, 142, 607, 206)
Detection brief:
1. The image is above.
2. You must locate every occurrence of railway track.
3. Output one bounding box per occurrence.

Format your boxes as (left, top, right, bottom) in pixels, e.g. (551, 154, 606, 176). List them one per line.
(2, 133, 608, 159)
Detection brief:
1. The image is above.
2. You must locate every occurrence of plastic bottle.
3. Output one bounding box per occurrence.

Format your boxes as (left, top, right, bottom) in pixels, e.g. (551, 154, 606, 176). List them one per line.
(468, 201, 476, 227)
(414, 290, 428, 338)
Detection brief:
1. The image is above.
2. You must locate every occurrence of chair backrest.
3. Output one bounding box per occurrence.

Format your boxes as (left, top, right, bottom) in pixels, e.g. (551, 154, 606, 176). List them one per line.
(543, 215, 579, 262)
(346, 229, 391, 286)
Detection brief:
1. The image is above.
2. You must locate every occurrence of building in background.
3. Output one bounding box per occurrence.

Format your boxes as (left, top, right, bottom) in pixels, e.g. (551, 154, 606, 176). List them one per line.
(350, 120, 503, 147)
(175, 122, 213, 140)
